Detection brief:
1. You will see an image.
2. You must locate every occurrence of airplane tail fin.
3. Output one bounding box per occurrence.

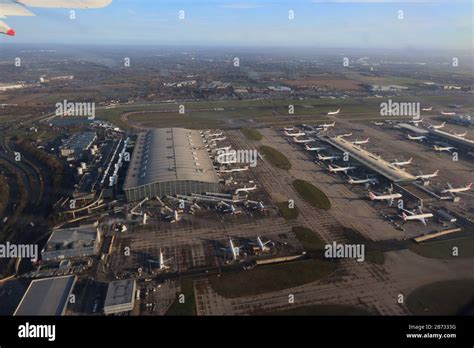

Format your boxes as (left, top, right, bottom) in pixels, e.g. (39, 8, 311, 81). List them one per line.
(402, 212, 408, 221)
(368, 192, 376, 200)
(433, 170, 439, 176)
(467, 183, 473, 190)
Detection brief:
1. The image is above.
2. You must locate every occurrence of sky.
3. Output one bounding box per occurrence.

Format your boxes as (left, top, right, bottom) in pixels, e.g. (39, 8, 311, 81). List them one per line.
(1, 0, 472, 50)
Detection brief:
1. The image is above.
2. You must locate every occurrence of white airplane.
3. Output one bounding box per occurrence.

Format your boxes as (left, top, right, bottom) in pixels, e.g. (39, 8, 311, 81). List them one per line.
(283, 126, 295, 131)
(347, 176, 378, 185)
(409, 118, 424, 125)
(234, 184, 257, 195)
(422, 106, 433, 111)
(249, 236, 272, 252)
(293, 137, 315, 144)
(0, 0, 112, 36)
(368, 191, 402, 206)
(220, 203, 242, 215)
(284, 130, 305, 137)
(433, 145, 455, 152)
(373, 122, 384, 126)
(162, 209, 180, 223)
(453, 131, 467, 137)
(221, 239, 242, 261)
(328, 164, 356, 174)
(305, 144, 327, 151)
(429, 122, 446, 129)
(441, 183, 472, 196)
(327, 109, 341, 116)
(317, 153, 341, 162)
(391, 157, 413, 167)
(407, 134, 427, 141)
(336, 132, 352, 138)
(317, 121, 335, 130)
(400, 208, 433, 226)
(441, 111, 456, 116)
(351, 138, 370, 145)
(147, 249, 172, 271)
(415, 169, 439, 180)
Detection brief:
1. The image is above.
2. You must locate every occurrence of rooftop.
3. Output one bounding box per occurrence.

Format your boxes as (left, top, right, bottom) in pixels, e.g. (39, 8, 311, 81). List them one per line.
(14, 275, 76, 316)
(323, 136, 416, 183)
(104, 279, 136, 310)
(124, 128, 219, 189)
(42, 225, 99, 254)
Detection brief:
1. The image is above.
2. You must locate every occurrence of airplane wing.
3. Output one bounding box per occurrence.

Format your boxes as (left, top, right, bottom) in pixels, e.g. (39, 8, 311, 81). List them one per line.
(0, 0, 112, 36)
(420, 217, 427, 226)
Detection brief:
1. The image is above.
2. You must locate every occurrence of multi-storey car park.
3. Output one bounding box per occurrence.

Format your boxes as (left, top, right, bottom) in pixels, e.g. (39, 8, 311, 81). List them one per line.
(123, 128, 220, 201)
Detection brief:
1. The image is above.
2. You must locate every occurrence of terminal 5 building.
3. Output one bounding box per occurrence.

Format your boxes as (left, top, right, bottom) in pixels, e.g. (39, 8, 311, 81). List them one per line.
(123, 128, 220, 201)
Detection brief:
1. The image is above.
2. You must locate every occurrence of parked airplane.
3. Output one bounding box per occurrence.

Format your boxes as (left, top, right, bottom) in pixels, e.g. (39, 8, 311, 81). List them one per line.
(317, 121, 336, 130)
(407, 134, 427, 141)
(391, 158, 413, 167)
(336, 132, 352, 138)
(368, 191, 402, 206)
(235, 185, 257, 195)
(347, 176, 378, 185)
(162, 209, 180, 223)
(453, 131, 467, 137)
(429, 122, 446, 129)
(305, 144, 327, 151)
(147, 248, 172, 271)
(317, 153, 341, 162)
(220, 203, 242, 215)
(408, 118, 424, 125)
(351, 138, 370, 145)
(441, 111, 456, 116)
(293, 137, 315, 144)
(249, 236, 273, 252)
(284, 130, 305, 137)
(433, 145, 455, 152)
(422, 106, 433, 111)
(0, 0, 112, 36)
(221, 239, 242, 261)
(328, 164, 356, 174)
(415, 169, 439, 180)
(283, 126, 295, 131)
(400, 208, 433, 226)
(441, 183, 472, 196)
(327, 109, 341, 116)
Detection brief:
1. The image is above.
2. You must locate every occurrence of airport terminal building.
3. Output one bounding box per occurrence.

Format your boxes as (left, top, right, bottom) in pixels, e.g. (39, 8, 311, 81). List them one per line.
(123, 128, 220, 201)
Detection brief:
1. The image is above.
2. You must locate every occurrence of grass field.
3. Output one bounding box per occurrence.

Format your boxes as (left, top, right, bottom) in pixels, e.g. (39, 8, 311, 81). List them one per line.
(276, 202, 299, 220)
(292, 180, 331, 210)
(165, 278, 197, 316)
(409, 237, 474, 259)
(260, 145, 291, 170)
(406, 279, 474, 315)
(292, 226, 325, 255)
(240, 128, 263, 141)
(270, 304, 373, 316)
(209, 258, 336, 298)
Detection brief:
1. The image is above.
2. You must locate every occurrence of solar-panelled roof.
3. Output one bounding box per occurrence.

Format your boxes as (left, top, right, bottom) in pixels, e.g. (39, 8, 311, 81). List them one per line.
(124, 128, 219, 189)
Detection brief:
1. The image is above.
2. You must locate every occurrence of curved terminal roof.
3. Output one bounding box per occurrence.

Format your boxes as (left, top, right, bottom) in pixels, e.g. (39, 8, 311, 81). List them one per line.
(124, 128, 219, 189)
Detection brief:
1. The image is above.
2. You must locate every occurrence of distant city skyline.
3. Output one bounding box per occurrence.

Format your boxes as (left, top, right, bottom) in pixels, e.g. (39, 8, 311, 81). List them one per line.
(0, 0, 472, 51)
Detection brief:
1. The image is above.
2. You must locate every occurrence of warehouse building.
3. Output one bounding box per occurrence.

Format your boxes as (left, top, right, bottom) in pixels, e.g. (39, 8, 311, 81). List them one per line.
(103, 279, 136, 315)
(60, 131, 97, 157)
(14, 275, 76, 316)
(41, 224, 101, 262)
(123, 128, 220, 201)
